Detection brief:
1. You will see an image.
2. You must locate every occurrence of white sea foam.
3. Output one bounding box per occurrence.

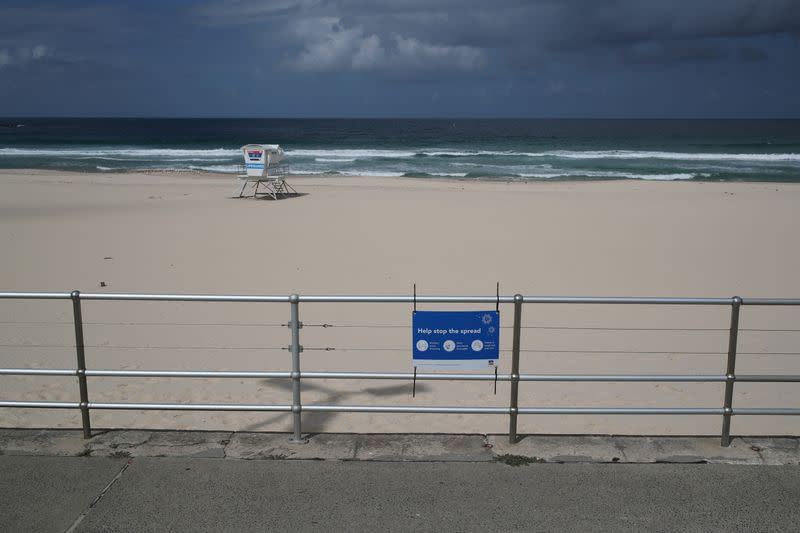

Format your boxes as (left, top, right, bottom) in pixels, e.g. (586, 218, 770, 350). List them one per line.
(282, 169, 408, 177)
(515, 170, 698, 180)
(532, 150, 800, 162)
(404, 171, 469, 178)
(187, 165, 241, 173)
(339, 170, 407, 177)
(287, 149, 416, 158)
(287, 170, 328, 175)
(5, 146, 798, 165)
(285, 148, 800, 163)
(623, 172, 697, 180)
(421, 150, 515, 157)
(289, 148, 511, 159)
(434, 172, 470, 177)
(0, 147, 239, 158)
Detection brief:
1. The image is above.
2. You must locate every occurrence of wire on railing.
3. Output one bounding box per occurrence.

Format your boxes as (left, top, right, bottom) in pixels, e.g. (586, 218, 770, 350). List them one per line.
(3, 321, 798, 333)
(0, 343, 288, 351)
(3, 342, 799, 357)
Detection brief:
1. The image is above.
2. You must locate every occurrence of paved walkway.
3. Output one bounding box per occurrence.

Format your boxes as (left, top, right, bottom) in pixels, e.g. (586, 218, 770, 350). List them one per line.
(1, 430, 799, 532)
(2, 456, 800, 532)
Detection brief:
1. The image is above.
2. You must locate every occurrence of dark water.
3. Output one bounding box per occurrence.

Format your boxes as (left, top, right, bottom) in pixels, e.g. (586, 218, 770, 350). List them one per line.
(1, 118, 799, 181)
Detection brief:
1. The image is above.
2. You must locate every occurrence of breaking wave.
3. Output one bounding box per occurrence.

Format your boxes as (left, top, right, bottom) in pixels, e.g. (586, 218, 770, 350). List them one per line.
(535, 150, 800, 162)
(0, 147, 238, 158)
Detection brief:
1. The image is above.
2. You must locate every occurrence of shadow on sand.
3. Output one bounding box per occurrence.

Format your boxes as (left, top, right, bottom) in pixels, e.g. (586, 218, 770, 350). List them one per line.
(240, 378, 430, 433)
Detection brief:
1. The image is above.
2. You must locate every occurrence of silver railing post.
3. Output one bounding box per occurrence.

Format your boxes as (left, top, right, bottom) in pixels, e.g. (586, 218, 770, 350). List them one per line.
(721, 296, 742, 447)
(71, 290, 91, 438)
(509, 294, 523, 444)
(289, 294, 306, 443)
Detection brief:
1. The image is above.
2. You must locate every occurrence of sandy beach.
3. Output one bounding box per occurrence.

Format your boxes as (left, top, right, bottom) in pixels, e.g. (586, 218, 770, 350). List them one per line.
(1, 169, 799, 436)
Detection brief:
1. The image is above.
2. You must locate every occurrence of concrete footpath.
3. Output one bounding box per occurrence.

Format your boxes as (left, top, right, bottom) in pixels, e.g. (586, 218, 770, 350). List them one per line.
(1, 430, 800, 532)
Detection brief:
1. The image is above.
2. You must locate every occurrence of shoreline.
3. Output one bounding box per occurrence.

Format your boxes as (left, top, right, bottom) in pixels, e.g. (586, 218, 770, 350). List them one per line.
(4, 167, 800, 187)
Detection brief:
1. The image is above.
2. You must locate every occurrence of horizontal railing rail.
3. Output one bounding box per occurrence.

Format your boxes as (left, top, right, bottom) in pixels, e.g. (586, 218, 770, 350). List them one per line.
(14, 292, 800, 304)
(3, 368, 799, 383)
(1, 290, 798, 446)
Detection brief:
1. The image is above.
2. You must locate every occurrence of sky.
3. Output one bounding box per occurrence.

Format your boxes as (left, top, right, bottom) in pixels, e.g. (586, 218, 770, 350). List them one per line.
(1, 0, 799, 118)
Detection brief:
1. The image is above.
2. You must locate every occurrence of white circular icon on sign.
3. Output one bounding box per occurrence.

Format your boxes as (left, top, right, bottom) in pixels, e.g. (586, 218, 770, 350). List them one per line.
(416, 340, 429, 352)
(471, 339, 484, 352)
(443, 340, 456, 352)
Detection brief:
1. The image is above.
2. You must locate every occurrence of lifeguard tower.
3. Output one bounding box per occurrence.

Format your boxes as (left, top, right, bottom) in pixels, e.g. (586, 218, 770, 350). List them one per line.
(236, 144, 296, 199)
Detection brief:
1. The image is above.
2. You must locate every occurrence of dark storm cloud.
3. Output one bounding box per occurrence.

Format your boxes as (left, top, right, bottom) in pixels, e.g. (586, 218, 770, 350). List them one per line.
(3, 1, 797, 79)
(1, 0, 798, 117)
(737, 45, 769, 62)
(525, 0, 800, 50)
(619, 40, 728, 65)
(0, 50, 119, 80)
(191, 0, 800, 70)
(0, 2, 161, 79)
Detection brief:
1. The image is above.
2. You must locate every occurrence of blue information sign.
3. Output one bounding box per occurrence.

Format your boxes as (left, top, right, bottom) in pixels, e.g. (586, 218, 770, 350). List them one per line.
(412, 311, 500, 370)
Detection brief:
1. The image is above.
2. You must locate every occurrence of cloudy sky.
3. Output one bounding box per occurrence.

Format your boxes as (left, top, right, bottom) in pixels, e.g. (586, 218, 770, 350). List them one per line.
(1, 0, 799, 117)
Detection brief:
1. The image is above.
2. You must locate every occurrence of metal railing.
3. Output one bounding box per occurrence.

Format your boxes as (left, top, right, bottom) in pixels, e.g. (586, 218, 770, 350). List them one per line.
(1, 290, 799, 446)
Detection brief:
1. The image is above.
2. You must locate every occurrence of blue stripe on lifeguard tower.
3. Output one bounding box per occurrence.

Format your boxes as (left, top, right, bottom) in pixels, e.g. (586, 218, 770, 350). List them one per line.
(246, 163, 265, 169)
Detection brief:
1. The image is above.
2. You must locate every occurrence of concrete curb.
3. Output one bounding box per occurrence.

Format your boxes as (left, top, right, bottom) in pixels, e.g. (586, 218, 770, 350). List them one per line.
(1, 429, 798, 464)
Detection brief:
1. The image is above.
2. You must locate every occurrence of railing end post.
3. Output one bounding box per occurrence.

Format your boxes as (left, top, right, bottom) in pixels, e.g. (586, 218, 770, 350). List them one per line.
(508, 407, 519, 444)
(509, 295, 523, 445)
(80, 401, 92, 439)
(70, 289, 91, 439)
(721, 407, 733, 447)
(721, 296, 741, 447)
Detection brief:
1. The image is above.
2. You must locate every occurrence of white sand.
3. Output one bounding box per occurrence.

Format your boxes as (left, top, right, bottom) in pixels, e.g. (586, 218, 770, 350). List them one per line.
(1, 169, 799, 436)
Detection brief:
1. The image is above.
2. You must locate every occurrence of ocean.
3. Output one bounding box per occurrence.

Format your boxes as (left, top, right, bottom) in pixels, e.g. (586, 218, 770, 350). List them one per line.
(1, 118, 799, 182)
